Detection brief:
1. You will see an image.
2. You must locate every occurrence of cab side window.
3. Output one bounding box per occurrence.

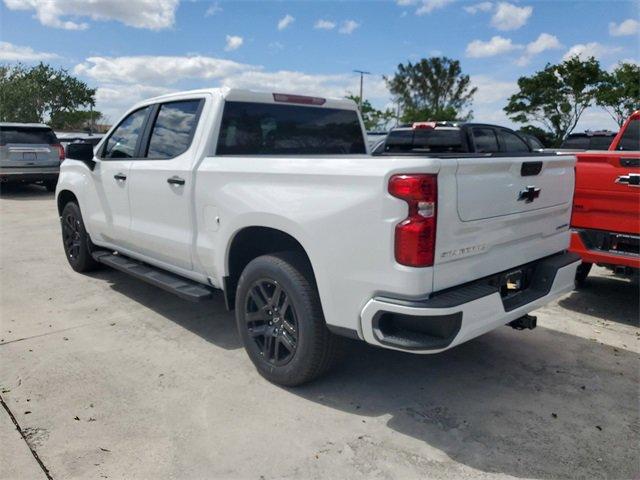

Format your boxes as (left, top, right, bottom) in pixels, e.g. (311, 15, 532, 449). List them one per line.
(498, 129, 530, 153)
(145, 100, 202, 159)
(617, 119, 639, 151)
(102, 107, 150, 159)
(472, 128, 499, 153)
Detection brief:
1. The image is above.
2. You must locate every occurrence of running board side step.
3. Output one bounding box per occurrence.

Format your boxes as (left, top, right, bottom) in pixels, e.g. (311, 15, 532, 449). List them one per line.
(91, 250, 215, 302)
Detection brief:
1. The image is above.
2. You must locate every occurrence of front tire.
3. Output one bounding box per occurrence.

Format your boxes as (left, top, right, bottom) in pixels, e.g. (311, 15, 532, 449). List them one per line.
(235, 252, 345, 386)
(60, 202, 100, 273)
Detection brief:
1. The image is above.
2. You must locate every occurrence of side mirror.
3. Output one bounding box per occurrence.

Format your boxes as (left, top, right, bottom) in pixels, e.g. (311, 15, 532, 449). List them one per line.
(66, 143, 96, 170)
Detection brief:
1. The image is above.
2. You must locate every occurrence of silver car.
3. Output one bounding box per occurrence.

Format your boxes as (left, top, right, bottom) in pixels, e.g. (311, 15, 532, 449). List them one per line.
(0, 122, 64, 191)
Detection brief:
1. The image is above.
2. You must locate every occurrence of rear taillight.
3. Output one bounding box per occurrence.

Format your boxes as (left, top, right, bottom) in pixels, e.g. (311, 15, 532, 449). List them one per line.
(389, 174, 437, 267)
(52, 144, 65, 161)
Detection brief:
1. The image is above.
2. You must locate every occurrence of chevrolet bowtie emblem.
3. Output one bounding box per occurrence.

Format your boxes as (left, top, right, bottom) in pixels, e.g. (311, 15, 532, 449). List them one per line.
(518, 186, 541, 203)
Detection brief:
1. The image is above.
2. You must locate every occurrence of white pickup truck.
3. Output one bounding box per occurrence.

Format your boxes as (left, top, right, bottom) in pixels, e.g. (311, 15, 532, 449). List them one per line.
(57, 88, 580, 386)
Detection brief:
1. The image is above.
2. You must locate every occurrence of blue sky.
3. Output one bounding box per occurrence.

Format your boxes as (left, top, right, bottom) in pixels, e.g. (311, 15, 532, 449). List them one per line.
(1, 0, 638, 130)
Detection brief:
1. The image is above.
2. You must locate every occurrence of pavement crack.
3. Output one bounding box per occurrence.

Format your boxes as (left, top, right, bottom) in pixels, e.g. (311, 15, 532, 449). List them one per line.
(0, 393, 53, 479)
(0, 323, 96, 346)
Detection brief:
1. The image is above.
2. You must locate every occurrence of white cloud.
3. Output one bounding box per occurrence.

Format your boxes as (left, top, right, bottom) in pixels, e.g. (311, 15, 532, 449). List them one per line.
(3, 0, 179, 30)
(416, 0, 454, 15)
(74, 55, 255, 84)
(339, 20, 360, 34)
(562, 42, 622, 61)
(466, 36, 521, 57)
(277, 14, 294, 31)
(516, 33, 562, 66)
(74, 54, 392, 123)
(609, 18, 640, 36)
(95, 83, 176, 121)
(471, 75, 517, 104)
(491, 2, 532, 31)
(396, 0, 416, 5)
(464, 1, 493, 14)
(314, 19, 336, 30)
(0, 41, 59, 61)
(205, 2, 222, 17)
(225, 35, 244, 52)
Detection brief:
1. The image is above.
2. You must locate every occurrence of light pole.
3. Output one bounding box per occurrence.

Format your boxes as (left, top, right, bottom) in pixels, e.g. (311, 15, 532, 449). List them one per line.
(353, 70, 371, 111)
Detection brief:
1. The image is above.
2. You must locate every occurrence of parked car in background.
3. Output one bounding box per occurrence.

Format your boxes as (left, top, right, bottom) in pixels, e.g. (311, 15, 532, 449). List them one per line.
(560, 130, 617, 151)
(57, 89, 579, 385)
(0, 123, 64, 191)
(570, 111, 640, 285)
(373, 121, 535, 155)
(366, 131, 388, 149)
(519, 132, 546, 151)
(56, 132, 105, 150)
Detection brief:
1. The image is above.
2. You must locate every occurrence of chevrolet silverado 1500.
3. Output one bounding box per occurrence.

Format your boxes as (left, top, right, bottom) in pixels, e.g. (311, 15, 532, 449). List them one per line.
(57, 88, 580, 385)
(571, 111, 640, 285)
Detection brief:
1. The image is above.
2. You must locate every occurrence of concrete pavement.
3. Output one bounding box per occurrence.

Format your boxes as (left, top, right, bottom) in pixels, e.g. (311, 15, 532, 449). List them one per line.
(1, 183, 638, 479)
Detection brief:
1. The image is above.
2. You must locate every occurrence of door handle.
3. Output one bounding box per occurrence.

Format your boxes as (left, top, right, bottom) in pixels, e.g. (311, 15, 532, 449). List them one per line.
(113, 173, 127, 181)
(167, 176, 185, 186)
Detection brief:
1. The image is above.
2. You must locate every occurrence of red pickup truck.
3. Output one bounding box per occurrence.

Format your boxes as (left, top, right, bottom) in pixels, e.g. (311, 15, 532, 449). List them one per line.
(571, 111, 640, 285)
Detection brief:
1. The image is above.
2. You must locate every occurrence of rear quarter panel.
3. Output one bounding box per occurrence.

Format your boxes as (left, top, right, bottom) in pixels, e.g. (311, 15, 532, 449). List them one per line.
(194, 155, 441, 334)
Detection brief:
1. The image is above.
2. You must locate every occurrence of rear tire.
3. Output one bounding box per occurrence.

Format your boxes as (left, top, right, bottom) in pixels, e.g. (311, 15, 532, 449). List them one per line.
(235, 252, 345, 386)
(60, 202, 100, 273)
(575, 262, 592, 288)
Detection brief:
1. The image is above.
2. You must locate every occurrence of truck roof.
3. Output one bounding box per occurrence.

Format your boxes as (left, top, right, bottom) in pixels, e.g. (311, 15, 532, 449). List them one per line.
(141, 88, 358, 111)
(0, 122, 52, 129)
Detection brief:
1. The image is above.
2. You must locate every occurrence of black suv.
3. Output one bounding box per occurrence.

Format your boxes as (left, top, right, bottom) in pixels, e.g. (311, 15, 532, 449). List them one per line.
(560, 131, 617, 150)
(373, 122, 534, 155)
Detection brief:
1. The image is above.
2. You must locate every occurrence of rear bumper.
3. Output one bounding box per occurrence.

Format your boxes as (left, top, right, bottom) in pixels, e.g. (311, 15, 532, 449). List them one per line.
(360, 251, 580, 353)
(570, 229, 640, 269)
(0, 166, 59, 182)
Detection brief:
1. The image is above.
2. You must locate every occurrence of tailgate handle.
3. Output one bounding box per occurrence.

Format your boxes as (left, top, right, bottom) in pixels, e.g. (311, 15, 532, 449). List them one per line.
(521, 161, 543, 176)
(616, 173, 640, 187)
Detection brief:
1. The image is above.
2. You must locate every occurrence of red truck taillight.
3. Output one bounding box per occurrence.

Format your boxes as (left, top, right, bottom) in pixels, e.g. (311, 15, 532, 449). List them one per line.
(388, 174, 437, 267)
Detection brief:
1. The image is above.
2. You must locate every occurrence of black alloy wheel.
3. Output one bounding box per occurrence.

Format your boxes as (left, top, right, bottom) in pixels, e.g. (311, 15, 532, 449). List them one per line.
(245, 279, 298, 366)
(62, 210, 83, 261)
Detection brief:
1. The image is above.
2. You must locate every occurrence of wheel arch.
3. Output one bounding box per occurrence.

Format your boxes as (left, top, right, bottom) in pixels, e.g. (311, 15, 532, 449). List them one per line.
(57, 189, 79, 216)
(223, 226, 316, 311)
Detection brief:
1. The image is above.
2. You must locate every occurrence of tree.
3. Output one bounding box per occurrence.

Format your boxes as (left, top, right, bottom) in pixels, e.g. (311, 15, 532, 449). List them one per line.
(0, 63, 96, 125)
(596, 62, 640, 127)
(504, 56, 604, 145)
(346, 95, 394, 130)
(50, 110, 103, 131)
(384, 57, 477, 123)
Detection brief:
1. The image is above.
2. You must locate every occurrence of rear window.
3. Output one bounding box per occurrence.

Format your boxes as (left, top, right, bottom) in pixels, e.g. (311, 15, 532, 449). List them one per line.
(617, 119, 639, 151)
(383, 128, 465, 153)
(0, 127, 57, 145)
(216, 101, 365, 155)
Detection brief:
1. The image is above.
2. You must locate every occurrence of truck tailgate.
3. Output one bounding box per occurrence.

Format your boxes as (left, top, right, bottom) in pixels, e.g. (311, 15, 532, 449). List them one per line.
(572, 152, 640, 235)
(433, 154, 575, 291)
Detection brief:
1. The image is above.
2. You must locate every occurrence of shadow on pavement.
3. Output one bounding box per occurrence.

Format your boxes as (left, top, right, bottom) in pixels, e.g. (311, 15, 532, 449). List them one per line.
(293, 328, 639, 479)
(90, 265, 639, 478)
(0, 183, 54, 200)
(559, 273, 639, 327)
(89, 267, 241, 351)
